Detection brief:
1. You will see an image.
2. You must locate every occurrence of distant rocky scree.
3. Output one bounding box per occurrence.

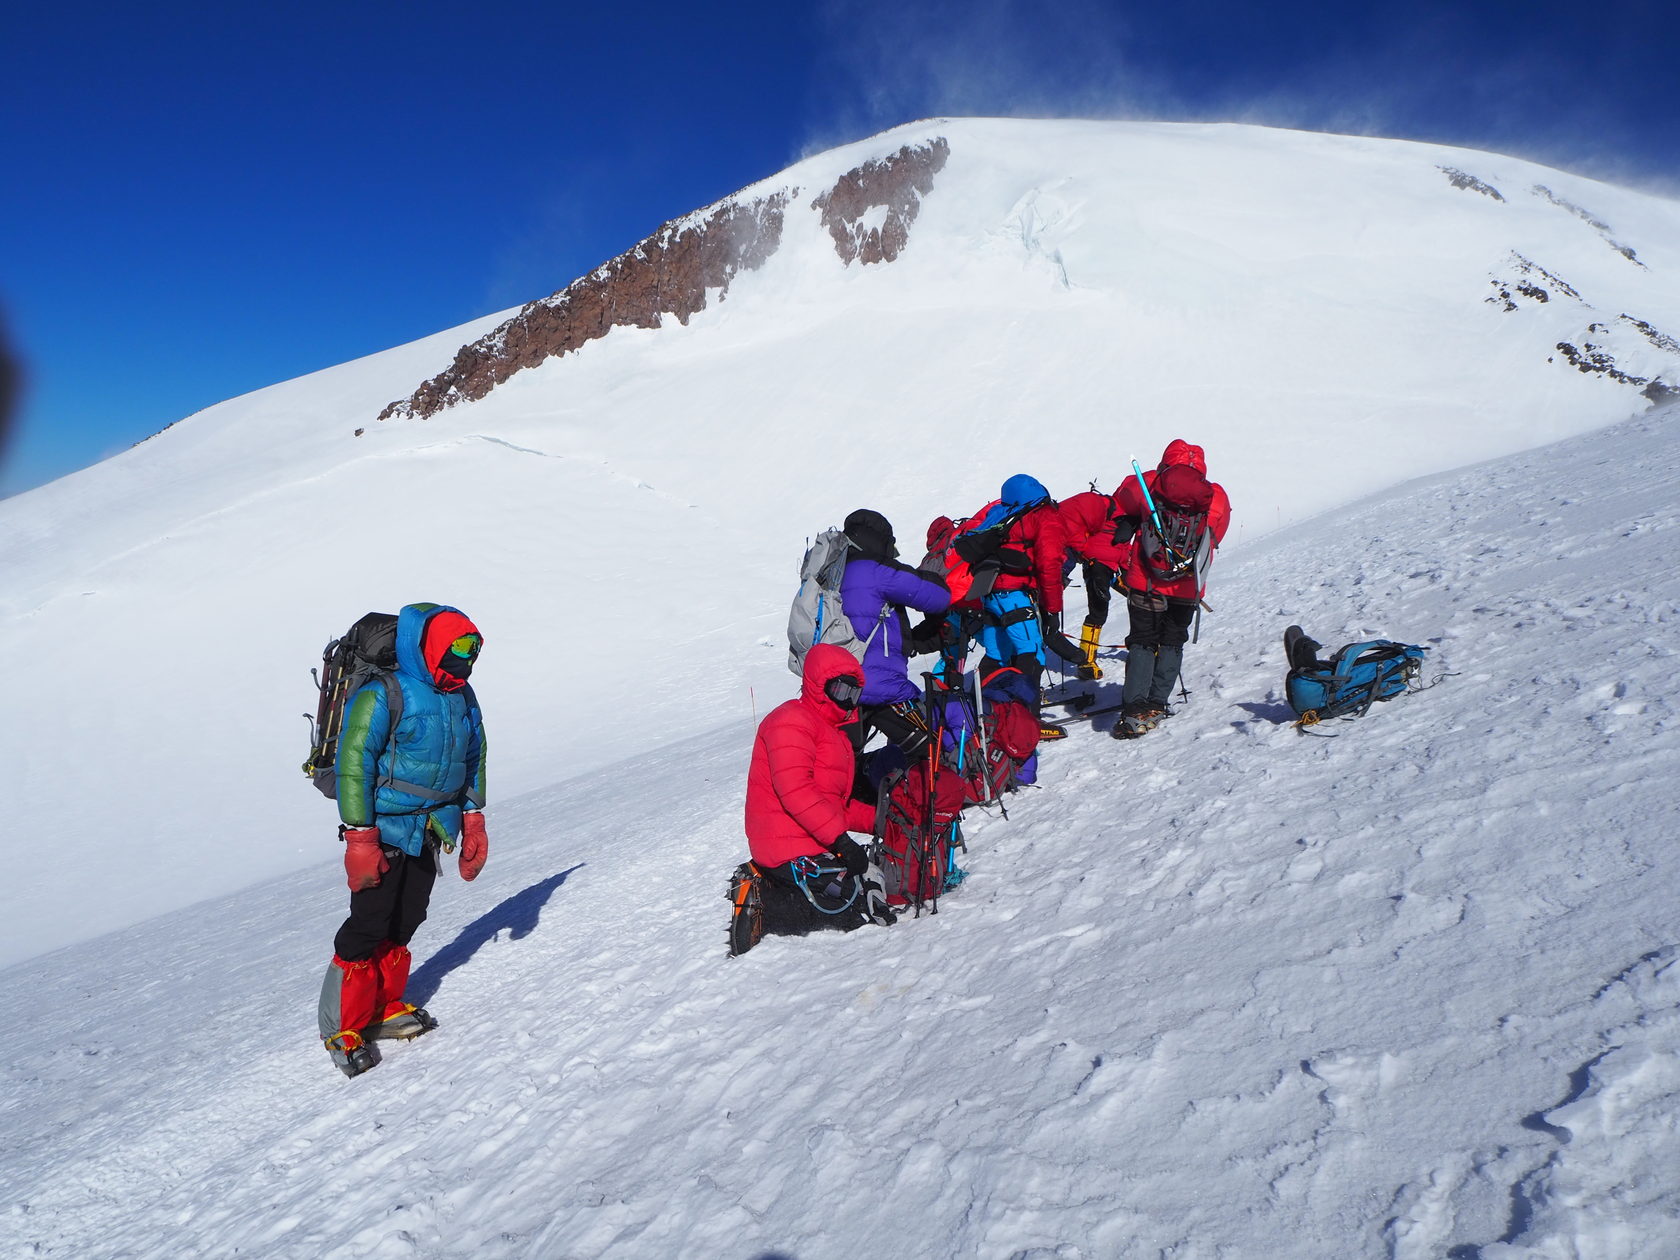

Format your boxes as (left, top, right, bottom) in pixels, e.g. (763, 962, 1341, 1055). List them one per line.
(1486, 253, 1677, 402)
(377, 138, 951, 424)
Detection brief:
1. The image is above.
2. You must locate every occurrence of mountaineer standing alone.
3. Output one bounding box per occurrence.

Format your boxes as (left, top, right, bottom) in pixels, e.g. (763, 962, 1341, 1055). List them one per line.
(317, 602, 489, 1078)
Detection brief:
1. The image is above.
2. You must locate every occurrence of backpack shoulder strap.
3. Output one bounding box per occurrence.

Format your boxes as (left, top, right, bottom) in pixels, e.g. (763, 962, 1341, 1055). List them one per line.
(371, 672, 468, 808)
(380, 672, 403, 732)
(1330, 640, 1398, 679)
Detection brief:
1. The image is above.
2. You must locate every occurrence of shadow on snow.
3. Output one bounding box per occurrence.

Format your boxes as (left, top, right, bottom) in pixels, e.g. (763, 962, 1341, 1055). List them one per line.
(408, 864, 584, 1006)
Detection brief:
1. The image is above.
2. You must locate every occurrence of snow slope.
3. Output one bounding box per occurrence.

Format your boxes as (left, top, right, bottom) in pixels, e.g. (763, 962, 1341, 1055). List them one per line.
(3, 403, 1676, 1258)
(3, 119, 1678, 969)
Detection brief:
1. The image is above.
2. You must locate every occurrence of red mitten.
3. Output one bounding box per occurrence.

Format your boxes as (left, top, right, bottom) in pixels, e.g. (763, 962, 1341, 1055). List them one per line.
(344, 827, 388, 892)
(459, 811, 489, 881)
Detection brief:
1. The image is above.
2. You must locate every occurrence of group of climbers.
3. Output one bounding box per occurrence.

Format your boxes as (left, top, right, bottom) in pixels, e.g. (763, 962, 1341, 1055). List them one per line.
(304, 442, 1230, 1073)
(733, 441, 1231, 953)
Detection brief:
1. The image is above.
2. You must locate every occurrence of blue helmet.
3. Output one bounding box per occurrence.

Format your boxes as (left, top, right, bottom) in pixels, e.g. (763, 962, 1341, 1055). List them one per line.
(1000, 473, 1050, 510)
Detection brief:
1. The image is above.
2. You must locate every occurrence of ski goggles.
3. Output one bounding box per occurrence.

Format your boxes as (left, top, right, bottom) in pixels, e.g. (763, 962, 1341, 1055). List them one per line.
(824, 674, 864, 709)
(448, 633, 482, 660)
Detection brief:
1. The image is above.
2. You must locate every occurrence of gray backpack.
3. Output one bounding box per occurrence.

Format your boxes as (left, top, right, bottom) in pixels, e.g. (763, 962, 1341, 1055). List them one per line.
(786, 528, 887, 676)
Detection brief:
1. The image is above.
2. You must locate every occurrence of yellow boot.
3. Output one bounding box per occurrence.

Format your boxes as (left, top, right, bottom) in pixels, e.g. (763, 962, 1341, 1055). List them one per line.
(1079, 621, 1104, 680)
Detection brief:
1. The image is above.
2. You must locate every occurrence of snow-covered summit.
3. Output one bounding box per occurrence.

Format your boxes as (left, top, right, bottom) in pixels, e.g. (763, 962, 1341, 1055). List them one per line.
(383, 118, 1680, 432)
(2, 119, 1678, 968)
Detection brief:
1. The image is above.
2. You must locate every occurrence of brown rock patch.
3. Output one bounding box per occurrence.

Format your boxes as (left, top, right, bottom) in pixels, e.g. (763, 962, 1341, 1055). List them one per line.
(378, 134, 951, 423)
(813, 137, 950, 265)
(379, 193, 791, 422)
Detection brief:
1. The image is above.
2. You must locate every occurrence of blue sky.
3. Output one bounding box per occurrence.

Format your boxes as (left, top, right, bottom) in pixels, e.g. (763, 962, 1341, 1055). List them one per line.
(2, 0, 1674, 495)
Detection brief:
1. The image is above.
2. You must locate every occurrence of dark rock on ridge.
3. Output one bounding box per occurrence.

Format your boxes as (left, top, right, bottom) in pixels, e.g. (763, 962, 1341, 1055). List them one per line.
(1439, 166, 1505, 201)
(812, 138, 950, 266)
(378, 194, 791, 422)
(379, 137, 950, 423)
(1486, 253, 1581, 312)
(1532, 185, 1644, 266)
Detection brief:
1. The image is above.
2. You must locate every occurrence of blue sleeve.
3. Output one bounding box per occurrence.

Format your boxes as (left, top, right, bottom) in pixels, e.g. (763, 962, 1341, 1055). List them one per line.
(466, 694, 487, 809)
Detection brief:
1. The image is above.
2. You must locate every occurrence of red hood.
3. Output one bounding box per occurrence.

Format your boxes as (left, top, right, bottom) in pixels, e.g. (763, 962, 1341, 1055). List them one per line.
(801, 643, 863, 726)
(1159, 439, 1207, 475)
(420, 609, 480, 693)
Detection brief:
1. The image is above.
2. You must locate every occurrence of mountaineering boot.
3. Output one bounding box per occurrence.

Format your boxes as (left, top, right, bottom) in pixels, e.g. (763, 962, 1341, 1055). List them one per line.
(324, 1029, 378, 1078)
(1285, 626, 1325, 673)
(1112, 701, 1166, 741)
(320, 954, 382, 1075)
(1078, 621, 1103, 681)
(727, 862, 765, 957)
(368, 1004, 438, 1041)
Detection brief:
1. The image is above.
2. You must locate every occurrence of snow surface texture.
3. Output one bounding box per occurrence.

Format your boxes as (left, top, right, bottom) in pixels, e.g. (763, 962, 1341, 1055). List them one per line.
(3, 120, 1679, 967)
(4, 403, 1678, 1257)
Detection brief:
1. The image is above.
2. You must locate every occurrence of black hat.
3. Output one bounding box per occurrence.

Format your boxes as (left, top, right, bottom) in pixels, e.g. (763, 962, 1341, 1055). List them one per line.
(843, 509, 897, 558)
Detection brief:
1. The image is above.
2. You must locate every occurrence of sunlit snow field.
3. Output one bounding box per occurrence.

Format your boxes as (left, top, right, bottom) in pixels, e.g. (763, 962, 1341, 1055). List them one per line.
(3, 120, 1678, 1257)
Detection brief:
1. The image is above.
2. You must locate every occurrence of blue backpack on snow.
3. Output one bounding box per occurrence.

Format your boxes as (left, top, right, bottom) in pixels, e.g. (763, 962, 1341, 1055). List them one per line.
(1284, 625, 1429, 727)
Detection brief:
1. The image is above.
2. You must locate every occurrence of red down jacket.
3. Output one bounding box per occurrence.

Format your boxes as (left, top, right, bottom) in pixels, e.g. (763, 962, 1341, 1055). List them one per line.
(745, 643, 878, 868)
(1057, 490, 1132, 571)
(984, 502, 1069, 616)
(1114, 439, 1232, 601)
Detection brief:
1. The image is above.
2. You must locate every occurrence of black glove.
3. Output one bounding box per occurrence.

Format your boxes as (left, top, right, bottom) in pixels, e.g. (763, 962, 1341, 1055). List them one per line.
(908, 614, 945, 655)
(1112, 517, 1138, 545)
(1041, 616, 1087, 667)
(830, 835, 870, 877)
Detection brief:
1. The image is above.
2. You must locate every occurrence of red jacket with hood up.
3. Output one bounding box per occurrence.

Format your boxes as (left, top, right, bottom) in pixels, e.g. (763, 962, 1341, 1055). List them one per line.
(745, 643, 878, 868)
(1057, 490, 1132, 571)
(1114, 440, 1232, 601)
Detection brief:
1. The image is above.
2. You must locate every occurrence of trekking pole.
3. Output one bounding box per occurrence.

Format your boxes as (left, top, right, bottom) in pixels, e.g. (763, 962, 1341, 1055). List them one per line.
(921, 672, 941, 916)
(972, 663, 992, 804)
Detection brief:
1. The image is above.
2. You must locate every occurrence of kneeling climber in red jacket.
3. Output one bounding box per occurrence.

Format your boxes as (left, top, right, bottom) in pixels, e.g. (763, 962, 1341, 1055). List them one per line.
(730, 643, 896, 954)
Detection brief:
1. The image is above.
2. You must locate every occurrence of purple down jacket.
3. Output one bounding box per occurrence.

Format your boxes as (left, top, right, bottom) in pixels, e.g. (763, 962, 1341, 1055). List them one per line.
(840, 554, 951, 705)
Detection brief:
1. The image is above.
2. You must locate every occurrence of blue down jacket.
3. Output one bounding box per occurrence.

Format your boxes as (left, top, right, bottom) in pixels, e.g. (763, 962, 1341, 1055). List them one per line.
(336, 602, 487, 857)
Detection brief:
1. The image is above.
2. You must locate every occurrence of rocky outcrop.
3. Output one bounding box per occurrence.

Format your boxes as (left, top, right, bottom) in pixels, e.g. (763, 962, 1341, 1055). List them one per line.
(1486, 253, 1676, 400)
(1439, 166, 1505, 201)
(1621, 315, 1680, 356)
(812, 138, 950, 265)
(1486, 253, 1581, 312)
(378, 194, 793, 422)
(1552, 318, 1679, 400)
(379, 135, 951, 423)
(1554, 337, 1653, 388)
(1532, 185, 1643, 266)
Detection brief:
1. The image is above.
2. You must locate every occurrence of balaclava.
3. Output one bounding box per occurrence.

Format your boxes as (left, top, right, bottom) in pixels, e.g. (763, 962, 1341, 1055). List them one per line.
(421, 610, 482, 693)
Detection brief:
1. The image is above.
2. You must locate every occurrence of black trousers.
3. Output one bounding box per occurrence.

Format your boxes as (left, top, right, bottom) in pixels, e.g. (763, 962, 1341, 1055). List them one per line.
(759, 860, 868, 935)
(334, 843, 438, 961)
(1083, 562, 1115, 626)
(1123, 593, 1198, 649)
